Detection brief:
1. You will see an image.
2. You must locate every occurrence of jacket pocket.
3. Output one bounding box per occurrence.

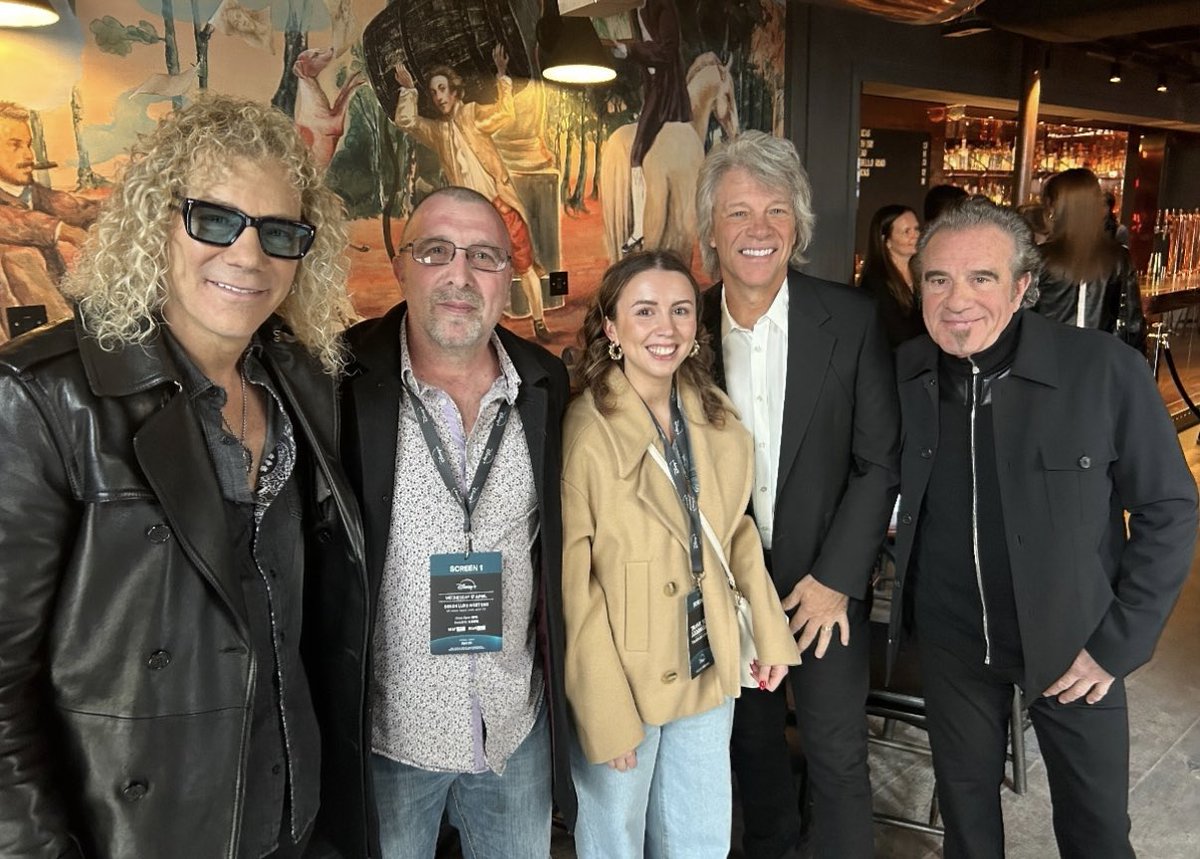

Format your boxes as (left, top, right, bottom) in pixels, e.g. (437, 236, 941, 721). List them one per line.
(1039, 439, 1115, 530)
(624, 561, 649, 652)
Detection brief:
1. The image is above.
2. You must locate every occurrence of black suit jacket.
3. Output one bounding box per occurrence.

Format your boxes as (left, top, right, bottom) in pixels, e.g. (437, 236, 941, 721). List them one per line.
(339, 303, 576, 832)
(700, 269, 900, 601)
(888, 311, 1197, 695)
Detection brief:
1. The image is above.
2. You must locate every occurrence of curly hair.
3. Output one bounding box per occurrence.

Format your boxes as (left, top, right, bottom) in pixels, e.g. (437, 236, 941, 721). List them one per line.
(62, 93, 356, 374)
(696, 130, 815, 278)
(573, 250, 728, 427)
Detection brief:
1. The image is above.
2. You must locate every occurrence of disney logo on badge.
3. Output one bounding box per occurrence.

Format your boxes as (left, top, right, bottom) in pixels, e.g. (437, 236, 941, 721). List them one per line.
(456, 579, 479, 591)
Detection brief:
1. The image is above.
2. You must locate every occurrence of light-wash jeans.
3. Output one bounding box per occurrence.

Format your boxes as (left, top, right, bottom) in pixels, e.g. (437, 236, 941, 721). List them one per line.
(570, 698, 736, 859)
(370, 704, 551, 859)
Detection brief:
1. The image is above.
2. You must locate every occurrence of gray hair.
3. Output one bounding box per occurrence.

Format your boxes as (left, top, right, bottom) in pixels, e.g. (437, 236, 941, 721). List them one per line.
(912, 197, 1042, 308)
(696, 131, 815, 278)
(0, 101, 30, 123)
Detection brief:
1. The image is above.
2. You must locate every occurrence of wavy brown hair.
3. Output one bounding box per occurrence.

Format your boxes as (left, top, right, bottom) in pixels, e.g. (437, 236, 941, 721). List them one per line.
(62, 93, 355, 374)
(573, 250, 728, 426)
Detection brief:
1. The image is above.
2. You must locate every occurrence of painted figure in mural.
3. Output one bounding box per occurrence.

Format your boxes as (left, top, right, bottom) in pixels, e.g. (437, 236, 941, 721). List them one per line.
(392, 45, 553, 342)
(339, 185, 576, 855)
(600, 52, 739, 264)
(0, 95, 373, 858)
(292, 46, 366, 169)
(609, 0, 691, 255)
(561, 249, 799, 857)
(696, 131, 899, 859)
(0, 101, 101, 344)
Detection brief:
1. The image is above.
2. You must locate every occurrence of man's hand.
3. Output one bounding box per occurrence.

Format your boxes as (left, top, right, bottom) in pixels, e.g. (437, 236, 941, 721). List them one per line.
(1043, 648, 1115, 704)
(607, 749, 637, 772)
(393, 63, 414, 90)
(492, 43, 508, 77)
(780, 574, 850, 658)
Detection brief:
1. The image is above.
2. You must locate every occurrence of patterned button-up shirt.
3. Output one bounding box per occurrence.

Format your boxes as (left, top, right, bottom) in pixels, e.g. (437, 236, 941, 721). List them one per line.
(371, 320, 541, 774)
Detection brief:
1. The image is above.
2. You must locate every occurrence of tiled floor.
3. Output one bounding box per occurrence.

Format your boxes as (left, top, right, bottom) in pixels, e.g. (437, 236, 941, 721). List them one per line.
(544, 428, 1200, 858)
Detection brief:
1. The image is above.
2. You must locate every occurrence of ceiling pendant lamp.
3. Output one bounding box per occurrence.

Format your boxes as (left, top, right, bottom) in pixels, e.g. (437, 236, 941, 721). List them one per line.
(537, 5, 615, 85)
(0, 0, 59, 28)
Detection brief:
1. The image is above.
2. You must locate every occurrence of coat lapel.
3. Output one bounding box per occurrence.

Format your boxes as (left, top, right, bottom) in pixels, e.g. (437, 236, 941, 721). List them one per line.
(134, 390, 248, 625)
(500, 327, 549, 522)
(775, 272, 834, 495)
(344, 306, 406, 602)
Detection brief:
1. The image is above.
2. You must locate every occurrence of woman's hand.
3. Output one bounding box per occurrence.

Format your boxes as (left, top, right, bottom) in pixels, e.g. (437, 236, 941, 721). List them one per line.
(607, 749, 638, 772)
(751, 660, 789, 692)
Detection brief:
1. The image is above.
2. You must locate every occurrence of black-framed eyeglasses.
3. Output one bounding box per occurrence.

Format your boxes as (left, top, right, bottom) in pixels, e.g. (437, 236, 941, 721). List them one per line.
(399, 238, 510, 273)
(178, 197, 316, 260)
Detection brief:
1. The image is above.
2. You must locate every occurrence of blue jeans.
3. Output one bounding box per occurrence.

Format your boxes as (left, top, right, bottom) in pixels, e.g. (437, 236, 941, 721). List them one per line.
(371, 704, 551, 859)
(570, 698, 735, 859)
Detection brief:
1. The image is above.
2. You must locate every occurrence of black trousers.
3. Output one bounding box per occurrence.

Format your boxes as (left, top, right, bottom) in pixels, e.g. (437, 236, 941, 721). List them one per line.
(730, 595, 873, 859)
(920, 638, 1135, 859)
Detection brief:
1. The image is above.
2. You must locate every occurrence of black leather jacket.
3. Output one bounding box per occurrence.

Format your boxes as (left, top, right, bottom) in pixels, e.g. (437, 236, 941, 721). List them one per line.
(1033, 245, 1145, 351)
(0, 314, 368, 858)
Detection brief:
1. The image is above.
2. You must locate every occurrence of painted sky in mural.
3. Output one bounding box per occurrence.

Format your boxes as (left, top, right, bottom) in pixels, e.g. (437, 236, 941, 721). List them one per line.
(0, 0, 785, 350)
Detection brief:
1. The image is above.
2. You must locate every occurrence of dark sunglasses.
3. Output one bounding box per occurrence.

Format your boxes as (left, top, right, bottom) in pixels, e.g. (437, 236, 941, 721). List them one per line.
(178, 197, 315, 260)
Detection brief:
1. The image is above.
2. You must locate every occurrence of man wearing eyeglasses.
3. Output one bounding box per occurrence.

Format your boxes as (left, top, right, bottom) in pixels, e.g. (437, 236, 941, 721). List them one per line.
(339, 185, 575, 857)
(0, 95, 372, 858)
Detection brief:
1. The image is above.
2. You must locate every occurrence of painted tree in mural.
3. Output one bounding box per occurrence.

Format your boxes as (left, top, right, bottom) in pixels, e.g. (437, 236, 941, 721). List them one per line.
(89, 8, 188, 108)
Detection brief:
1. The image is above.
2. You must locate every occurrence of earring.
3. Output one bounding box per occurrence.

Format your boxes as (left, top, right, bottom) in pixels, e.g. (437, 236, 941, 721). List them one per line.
(688, 341, 700, 358)
(608, 340, 623, 361)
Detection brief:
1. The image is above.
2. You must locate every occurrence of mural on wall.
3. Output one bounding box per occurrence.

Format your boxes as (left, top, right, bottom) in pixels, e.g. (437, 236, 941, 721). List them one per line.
(0, 0, 786, 351)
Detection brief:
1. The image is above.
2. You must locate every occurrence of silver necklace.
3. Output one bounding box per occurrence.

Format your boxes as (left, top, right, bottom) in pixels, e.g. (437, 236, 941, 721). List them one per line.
(220, 367, 253, 476)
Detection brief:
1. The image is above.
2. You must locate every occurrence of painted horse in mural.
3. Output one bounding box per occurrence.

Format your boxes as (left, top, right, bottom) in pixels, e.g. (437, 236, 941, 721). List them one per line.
(601, 52, 740, 263)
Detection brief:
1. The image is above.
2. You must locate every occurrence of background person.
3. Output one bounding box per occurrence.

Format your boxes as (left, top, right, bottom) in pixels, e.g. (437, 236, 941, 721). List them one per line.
(858, 203, 925, 348)
(0, 94, 367, 858)
(562, 250, 798, 858)
(1034, 167, 1144, 351)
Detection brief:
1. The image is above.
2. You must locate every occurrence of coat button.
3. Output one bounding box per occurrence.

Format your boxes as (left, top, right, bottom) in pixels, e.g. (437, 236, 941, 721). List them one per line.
(662, 671, 678, 684)
(146, 649, 171, 670)
(900, 513, 913, 525)
(920, 447, 933, 459)
(120, 781, 148, 802)
(663, 581, 678, 596)
(1078, 455, 1091, 469)
(145, 523, 171, 544)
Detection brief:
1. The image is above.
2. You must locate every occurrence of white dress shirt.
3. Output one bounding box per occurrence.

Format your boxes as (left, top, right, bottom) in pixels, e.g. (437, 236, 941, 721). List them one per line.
(721, 280, 789, 549)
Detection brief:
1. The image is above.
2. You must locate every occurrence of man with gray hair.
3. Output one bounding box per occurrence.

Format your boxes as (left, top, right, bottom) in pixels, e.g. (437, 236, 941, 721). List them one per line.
(698, 130, 899, 858)
(886, 197, 1197, 857)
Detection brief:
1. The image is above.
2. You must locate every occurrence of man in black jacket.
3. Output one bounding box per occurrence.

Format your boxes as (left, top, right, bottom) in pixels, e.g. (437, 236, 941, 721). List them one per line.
(697, 131, 900, 858)
(339, 186, 574, 857)
(889, 198, 1197, 858)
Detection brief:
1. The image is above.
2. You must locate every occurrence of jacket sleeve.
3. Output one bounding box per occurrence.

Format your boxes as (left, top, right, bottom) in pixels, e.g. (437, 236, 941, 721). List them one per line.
(728, 514, 799, 667)
(0, 372, 80, 857)
(560, 450, 645, 765)
(1085, 347, 1197, 677)
(809, 302, 901, 598)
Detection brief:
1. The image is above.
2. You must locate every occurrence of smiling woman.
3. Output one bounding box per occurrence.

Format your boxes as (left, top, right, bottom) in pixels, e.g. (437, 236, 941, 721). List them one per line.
(561, 249, 800, 858)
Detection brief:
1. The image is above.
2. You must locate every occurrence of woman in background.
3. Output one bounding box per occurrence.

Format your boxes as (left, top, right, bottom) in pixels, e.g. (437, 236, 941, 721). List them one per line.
(859, 204, 925, 348)
(561, 250, 798, 858)
(1034, 167, 1145, 351)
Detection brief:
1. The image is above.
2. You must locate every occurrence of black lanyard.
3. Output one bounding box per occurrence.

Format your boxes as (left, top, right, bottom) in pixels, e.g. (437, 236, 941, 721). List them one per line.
(647, 387, 704, 584)
(404, 381, 511, 555)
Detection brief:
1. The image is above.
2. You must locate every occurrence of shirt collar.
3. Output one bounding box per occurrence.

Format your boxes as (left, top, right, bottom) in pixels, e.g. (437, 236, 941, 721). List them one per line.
(720, 278, 790, 338)
(162, 326, 265, 404)
(398, 318, 521, 405)
(0, 179, 27, 200)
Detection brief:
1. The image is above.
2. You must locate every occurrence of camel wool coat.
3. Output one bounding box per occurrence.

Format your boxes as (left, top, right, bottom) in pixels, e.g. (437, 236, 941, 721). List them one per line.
(562, 369, 799, 764)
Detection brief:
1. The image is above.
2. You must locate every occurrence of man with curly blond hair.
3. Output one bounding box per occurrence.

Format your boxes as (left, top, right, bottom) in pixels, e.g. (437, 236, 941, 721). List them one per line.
(0, 95, 371, 858)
